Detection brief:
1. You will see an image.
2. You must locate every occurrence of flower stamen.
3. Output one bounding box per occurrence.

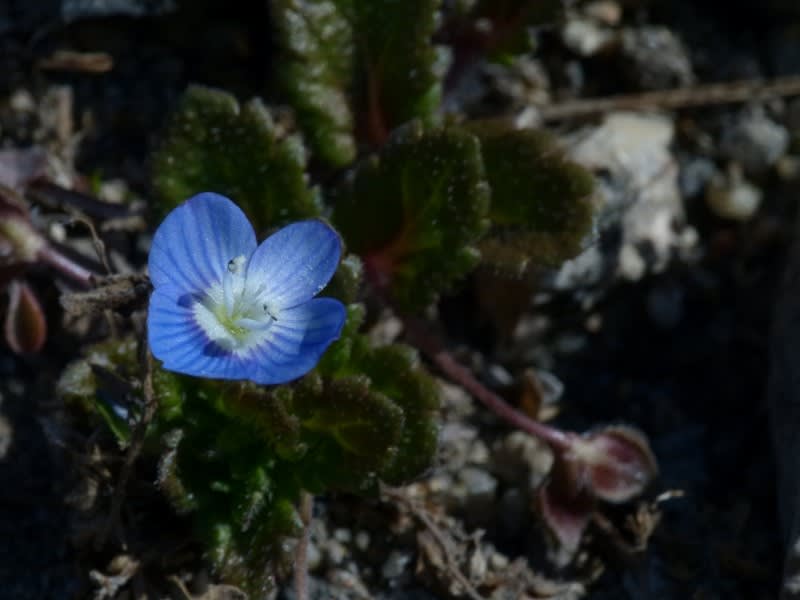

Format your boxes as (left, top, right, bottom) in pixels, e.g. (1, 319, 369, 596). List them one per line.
(192, 254, 284, 354)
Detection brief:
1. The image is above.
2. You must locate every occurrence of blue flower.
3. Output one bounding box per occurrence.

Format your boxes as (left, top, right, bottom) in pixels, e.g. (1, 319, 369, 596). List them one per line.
(147, 192, 346, 384)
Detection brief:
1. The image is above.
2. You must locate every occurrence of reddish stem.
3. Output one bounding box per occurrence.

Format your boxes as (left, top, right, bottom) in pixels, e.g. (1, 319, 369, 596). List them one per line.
(403, 316, 574, 452)
(365, 65, 390, 147)
(38, 243, 95, 288)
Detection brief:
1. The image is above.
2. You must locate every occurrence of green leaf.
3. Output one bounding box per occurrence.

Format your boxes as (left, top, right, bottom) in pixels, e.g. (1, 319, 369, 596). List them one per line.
(149, 354, 437, 593)
(322, 253, 363, 306)
(286, 337, 440, 492)
(272, 0, 445, 161)
(346, 0, 444, 144)
(153, 378, 303, 595)
(352, 342, 439, 484)
(332, 121, 490, 311)
(69, 327, 439, 594)
(291, 372, 406, 493)
(57, 337, 140, 444)
(272, 0, 356, 166)
(152, 85, 321, 231)
(464, 120, 595, 275)
(315, 302, 366, 376)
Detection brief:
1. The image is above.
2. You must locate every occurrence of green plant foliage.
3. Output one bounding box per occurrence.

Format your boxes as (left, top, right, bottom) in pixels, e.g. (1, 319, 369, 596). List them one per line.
(154, 377, 304, 595)
(153, 348, 437, 593)
(310, 326, 440, 487)
(290, 372, 405, 492)
(464, 120, 595, 275)
(345, 0, 444, 144)
(332, 121, 490, 311)
(315, 303, 366, 375)
(323, 253, 363, 305)
(272, 0, 445, 162)
(151, 85, 320, 230)
(348, 341, 440, 484)
(272, 0, 356, 166)
(57, 337, 140, 444)
(60, 328, 439, 594)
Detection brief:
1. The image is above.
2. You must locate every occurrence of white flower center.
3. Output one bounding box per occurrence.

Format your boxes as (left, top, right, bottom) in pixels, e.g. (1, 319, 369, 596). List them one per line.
(193, 254, 280, 354)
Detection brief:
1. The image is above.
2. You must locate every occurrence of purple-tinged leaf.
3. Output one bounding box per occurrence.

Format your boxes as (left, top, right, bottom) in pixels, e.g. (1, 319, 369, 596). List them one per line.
(537, 425, 657, 564)
(5, 280, 46, 354)
(571, 425, 658, 503)
(0, 147, 47, 191)
(538, 452, 594, 566)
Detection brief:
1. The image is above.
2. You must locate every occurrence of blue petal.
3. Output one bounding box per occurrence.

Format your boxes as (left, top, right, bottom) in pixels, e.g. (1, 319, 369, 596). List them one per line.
(148, 283, 249, 380)
(244, 297, 346, 384)
(246, 220, 341, 309)
(149, 193, 257, 293)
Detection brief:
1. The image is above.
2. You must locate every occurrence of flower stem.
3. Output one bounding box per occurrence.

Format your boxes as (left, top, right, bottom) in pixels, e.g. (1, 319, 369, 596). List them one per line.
(403, 316, 574, 452)
(294, 491, 313, 600)
(38, 243, 95, 287)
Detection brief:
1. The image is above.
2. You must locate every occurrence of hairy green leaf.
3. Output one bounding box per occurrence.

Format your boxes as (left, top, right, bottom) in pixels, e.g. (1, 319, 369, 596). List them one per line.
(291, 372, 405, 493)
(152, 379, 303, 596)
(57, 337, 140, 444)
(465, 120, 595, 275)
(69, 322, 439, 594)
(333, 121, 490, 310)
(315, 302, 366, 375)
(272, 0, 445, 162)
(351, 342, 439, 483)
(152, 85, 320, 230)
(272, 0, 356, 166)
(346, 0, 444, 144)
(323, 253, 363, 306)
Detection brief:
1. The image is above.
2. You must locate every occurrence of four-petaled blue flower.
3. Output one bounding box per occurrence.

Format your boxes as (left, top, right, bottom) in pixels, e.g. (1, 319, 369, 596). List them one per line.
(147, 192, 346, 384)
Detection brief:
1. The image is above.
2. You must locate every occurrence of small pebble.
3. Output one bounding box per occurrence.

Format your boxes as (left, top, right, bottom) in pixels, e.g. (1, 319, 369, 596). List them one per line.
(492, 431, 553, 489)
(490, 551, 510, 571)
(620, 26, 694, 90)
(10, 89, 35, 112)
(381, 550, 412, 580)
(306, 541, 322, 571)
(583, 0, 622, 25)
(706, 168, 762, 221)
(487, 364, 513, 387)
(333, 528, 352, 543)
(325, 540, 347, 566)
(354, 531, 370, 552)
(467, 440, 490, 466)
(719, 107, 789, 173)
(460, 467, 498, 525)
(679, 157, 717, 199)
(468, 547, 487, 581)
(562, 18, 614, 57)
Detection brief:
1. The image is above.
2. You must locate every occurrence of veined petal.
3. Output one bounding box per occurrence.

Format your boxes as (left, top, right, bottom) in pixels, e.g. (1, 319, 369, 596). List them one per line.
(148, 283, 248, 380)
(245, 220, 341, 309)
(244, 297, 346, 384)
(149, 193, 257, 293)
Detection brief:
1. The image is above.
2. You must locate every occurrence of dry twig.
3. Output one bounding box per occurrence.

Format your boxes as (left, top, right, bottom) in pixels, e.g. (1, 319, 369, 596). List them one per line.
(95, 350, 158, 549)
(539, 75, 800, 122)
(382, 485, 485, 600)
